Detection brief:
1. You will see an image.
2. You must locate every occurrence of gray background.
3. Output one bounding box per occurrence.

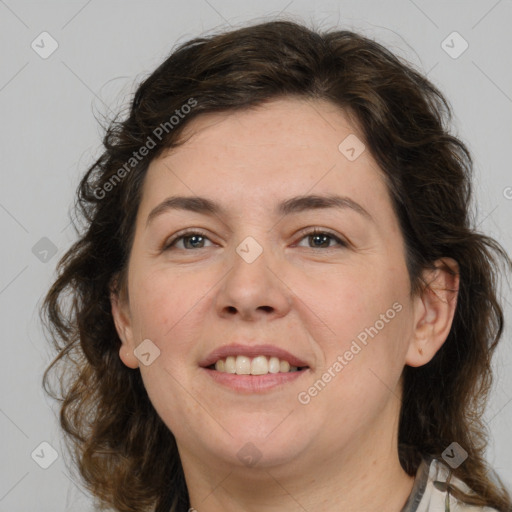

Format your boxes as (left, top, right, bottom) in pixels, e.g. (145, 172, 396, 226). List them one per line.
(0, 1, 511, 510)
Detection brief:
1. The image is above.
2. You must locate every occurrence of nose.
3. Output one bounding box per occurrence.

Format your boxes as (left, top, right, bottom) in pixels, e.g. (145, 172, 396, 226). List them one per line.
(214, 243, 292, 322)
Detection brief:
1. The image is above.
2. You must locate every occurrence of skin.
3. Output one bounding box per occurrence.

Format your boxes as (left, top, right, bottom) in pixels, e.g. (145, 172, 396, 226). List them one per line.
(111, 97, 459, 512)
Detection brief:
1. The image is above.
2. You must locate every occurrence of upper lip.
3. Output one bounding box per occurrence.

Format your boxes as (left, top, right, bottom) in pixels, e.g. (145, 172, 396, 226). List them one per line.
(199, 343, 310, 368)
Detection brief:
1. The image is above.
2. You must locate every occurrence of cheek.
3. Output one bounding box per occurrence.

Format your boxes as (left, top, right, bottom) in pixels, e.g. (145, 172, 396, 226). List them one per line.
(312, 307, 410, 430)
(132, 272, 200, 420)
(316, 269, 397, 334)
(315, 265, 411, 374)
(131, 267, 203, 338)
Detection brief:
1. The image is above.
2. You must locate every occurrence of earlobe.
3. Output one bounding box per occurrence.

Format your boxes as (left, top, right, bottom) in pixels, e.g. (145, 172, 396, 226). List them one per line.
(110, 288, 139, 370)
(405, 258, 460, 368)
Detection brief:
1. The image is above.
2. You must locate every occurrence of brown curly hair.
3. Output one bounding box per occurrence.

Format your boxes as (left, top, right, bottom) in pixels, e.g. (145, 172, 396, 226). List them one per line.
(41, 19, 512, 512)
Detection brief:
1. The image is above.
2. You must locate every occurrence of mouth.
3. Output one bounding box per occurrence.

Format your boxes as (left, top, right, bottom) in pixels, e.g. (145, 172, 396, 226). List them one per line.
(207, 355, 308, 375)
(199, 344, 310, 392)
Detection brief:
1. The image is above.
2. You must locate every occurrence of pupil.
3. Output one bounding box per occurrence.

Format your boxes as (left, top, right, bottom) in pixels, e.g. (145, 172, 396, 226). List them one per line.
(311, 234, 328, 247)
(187, 235, 203, 248)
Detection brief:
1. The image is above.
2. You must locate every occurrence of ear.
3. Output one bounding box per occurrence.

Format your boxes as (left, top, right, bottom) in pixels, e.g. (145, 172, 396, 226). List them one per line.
(110, 278, 139, 369)
(405, 258, 460, 367)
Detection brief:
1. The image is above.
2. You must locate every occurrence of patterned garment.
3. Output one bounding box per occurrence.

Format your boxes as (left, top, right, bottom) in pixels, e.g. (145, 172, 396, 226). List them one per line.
(401, 455, 499, 512)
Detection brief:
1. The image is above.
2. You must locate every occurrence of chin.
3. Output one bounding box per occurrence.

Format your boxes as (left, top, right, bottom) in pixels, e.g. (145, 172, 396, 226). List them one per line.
(212, 423, 315, 470)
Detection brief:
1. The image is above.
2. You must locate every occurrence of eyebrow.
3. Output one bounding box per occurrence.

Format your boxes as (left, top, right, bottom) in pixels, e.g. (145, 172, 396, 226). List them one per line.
(145, 194, 373, 228)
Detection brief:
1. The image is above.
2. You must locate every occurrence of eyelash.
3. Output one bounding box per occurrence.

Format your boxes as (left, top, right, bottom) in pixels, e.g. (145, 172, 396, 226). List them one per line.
(163, 228, 348, 251)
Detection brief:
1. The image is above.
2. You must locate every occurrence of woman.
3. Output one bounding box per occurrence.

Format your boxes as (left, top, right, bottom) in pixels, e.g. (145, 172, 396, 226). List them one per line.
(42, 20, 512, 512)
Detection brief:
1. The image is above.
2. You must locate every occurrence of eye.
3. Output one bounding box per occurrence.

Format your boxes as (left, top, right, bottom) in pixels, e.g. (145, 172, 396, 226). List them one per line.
(295, 228, 348, 249)
(162, 228, 348, 251)
(163, 230, 214, 250)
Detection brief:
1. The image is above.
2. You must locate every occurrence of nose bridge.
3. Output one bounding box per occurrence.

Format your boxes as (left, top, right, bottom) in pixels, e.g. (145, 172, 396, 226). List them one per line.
(214, 232, 291, 320)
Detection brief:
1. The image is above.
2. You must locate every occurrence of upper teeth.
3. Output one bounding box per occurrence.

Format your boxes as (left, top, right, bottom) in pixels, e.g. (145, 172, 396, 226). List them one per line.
(214, 355, 301, 375)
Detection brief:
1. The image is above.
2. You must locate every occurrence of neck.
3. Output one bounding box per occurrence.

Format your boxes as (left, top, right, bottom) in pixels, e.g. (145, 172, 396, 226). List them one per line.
(180, 414, 415, 512)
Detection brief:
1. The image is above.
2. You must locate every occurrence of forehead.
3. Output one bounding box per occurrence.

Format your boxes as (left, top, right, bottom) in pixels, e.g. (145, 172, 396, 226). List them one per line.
(139, 97, 392, 222)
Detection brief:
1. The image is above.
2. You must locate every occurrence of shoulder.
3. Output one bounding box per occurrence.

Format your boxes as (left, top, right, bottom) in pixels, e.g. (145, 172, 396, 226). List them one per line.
(432, 457, 501, 512)
(402, 455, 502, 512)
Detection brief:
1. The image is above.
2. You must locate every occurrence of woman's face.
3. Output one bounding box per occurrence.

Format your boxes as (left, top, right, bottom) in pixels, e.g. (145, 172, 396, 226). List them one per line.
(113, 97, 427, 472)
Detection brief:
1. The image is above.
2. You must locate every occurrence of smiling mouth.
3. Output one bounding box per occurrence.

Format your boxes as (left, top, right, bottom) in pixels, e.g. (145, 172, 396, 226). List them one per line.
(208, 355, 309, 375)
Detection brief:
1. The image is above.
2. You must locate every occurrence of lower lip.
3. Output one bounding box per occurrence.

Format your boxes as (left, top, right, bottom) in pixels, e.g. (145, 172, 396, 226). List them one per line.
(202, 368, 308, 393)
